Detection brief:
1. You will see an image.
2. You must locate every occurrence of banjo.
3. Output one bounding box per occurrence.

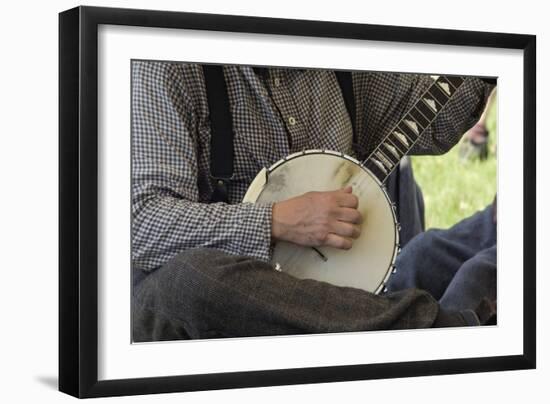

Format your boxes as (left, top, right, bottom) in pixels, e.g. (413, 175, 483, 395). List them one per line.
(243, 74, 466, 293)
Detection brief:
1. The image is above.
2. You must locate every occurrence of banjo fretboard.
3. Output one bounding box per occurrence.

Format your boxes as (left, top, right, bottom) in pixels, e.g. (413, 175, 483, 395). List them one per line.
(364, 75, 465, 183)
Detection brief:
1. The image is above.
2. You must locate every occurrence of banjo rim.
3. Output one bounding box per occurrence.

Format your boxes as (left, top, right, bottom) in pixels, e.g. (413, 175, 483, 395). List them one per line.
(259, 149, 401, 294)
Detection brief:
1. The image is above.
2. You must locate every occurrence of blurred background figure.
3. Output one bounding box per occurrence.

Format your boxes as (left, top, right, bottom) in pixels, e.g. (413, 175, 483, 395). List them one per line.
(459, 88, 497, 162)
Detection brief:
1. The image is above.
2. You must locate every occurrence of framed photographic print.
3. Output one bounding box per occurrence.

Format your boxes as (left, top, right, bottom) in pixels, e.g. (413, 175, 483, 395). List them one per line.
(59, 5, 536, 398)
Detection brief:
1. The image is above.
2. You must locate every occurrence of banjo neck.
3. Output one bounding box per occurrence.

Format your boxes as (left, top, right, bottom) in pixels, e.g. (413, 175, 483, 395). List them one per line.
(364, 75, 466, 183)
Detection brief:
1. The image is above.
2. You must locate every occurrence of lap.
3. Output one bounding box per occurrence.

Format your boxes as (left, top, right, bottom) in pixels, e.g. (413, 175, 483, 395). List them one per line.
(133, 248, 442, 340)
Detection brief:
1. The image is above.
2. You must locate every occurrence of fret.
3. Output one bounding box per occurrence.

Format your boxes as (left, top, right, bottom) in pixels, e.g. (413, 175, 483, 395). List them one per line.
(416, 99, 437, 121)
(436, 77, 458, 97)
(390, 129, 411, 150)
(424, 92, 444, 110)
(427, 84, 450, 108)
(365, 158, 388, 180)
(398, 120, 420, 143)
(386, 133, 408, 154)
(446, 76, 465, 90)
(436, 80, 452, 96)
(371, 157, 389, 174)
(383, 149, 401, 168)
(380, 142, 401, 164)
(408, 108, 430, 129)
(374, 150, 395, 170)
(442, 76, 457, 90)
(422, 97, 439, 113)
(404, 118, 421, 136)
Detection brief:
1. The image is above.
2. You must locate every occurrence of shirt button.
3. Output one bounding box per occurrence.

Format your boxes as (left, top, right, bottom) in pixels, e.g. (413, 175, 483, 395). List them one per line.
(288, 116, 296, 126)
(274, 77, 281, 87)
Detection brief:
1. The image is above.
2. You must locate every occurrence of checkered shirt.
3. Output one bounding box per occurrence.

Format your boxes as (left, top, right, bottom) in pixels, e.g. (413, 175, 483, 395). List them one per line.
(132, 60, 492, 272)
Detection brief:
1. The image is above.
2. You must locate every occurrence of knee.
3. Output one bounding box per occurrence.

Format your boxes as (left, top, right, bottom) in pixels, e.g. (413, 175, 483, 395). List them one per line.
(133, 248, 234, 339)
(144, 247, 267, 308)
(152, 248, 234, 299)
(457, 247, 497, 279)
(474, 245, 497, 265)
(134, 249, 219, 310)
(388, 231, 439, 291)
(397, 230, 439, 264)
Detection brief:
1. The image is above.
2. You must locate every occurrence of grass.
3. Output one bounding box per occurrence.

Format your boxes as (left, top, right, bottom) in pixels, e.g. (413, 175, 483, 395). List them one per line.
(411, 98, 497, 230)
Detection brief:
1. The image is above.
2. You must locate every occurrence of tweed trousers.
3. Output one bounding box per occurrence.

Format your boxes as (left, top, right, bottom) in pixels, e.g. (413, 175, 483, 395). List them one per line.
(133, 247, 474, 341)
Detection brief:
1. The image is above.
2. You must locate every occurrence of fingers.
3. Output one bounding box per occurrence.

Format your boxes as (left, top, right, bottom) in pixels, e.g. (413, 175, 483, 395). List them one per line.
(324, 233, 354, 250)
(329, 221, 361, 239)
(341, 186, 353, 193)
(334, 207, 363, 224)
(280, 188, 362, 250)
(335, 191, 359, 209)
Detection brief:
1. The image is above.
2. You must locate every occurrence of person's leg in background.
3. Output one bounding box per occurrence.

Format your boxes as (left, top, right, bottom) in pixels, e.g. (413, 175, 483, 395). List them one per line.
(439, 245, 496, 312)
(385, 203, 496, 309)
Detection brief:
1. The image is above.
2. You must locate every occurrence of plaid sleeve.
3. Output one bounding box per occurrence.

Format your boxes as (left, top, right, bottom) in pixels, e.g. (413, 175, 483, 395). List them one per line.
(131, 61, 273, 272)
(357, 73, 493, 156)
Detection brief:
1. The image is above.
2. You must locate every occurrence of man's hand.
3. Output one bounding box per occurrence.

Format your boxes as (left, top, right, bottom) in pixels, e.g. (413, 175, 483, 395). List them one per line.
(271, 186, 363, 250)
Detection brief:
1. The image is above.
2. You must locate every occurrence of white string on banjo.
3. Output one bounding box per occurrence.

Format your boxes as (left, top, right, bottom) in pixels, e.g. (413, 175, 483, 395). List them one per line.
(362, 75, 466, 183)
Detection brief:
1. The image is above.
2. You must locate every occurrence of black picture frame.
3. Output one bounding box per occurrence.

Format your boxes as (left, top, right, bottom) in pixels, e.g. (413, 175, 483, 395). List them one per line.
(59, 5, 536, 398)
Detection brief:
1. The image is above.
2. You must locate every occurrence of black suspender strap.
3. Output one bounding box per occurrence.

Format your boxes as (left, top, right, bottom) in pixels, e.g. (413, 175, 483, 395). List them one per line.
(203, 64, 234, 203)
(335, 71, 356, 142)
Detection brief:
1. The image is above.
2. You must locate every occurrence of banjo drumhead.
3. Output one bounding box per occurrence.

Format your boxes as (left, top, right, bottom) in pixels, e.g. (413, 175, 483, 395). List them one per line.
(251, 151, 398, 293)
